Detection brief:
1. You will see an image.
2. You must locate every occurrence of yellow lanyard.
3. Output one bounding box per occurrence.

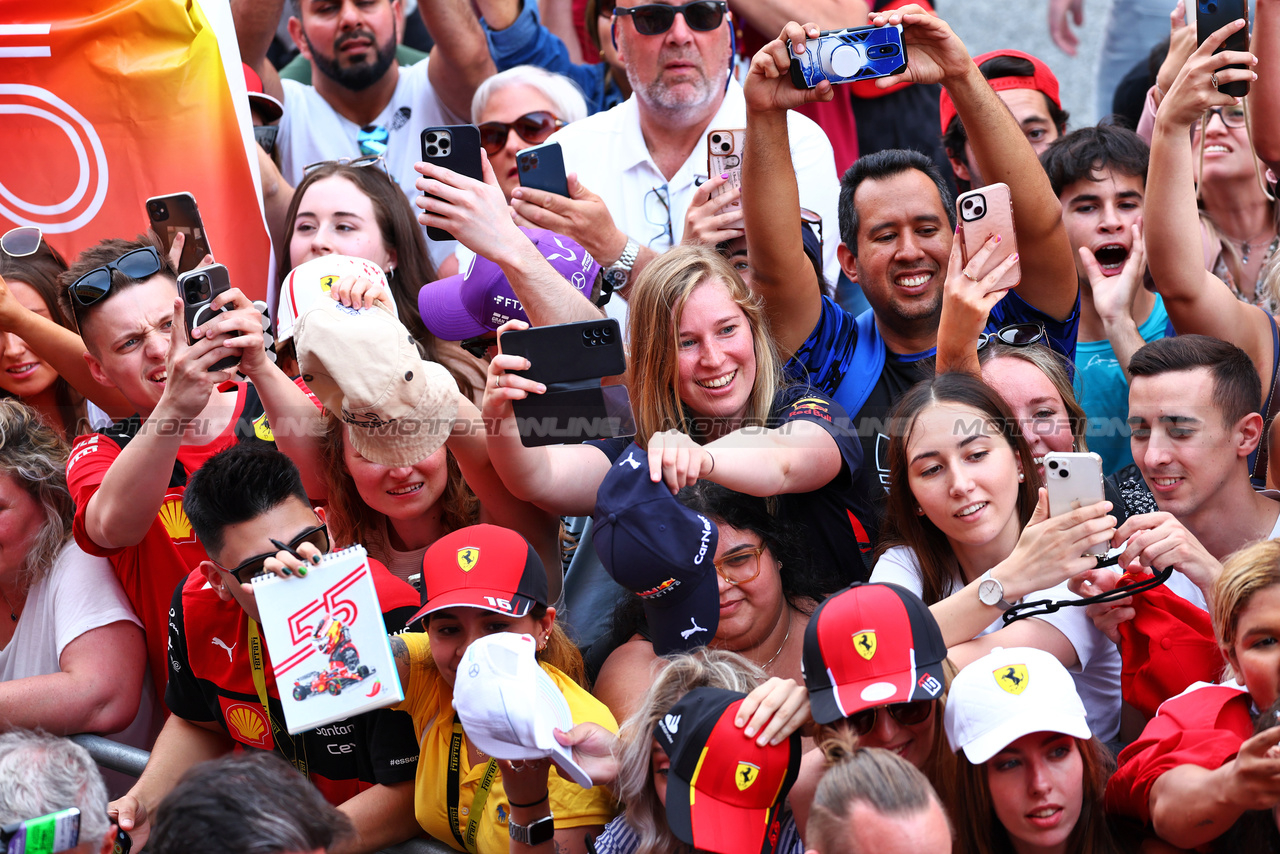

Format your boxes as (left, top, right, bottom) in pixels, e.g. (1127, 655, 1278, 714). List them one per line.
(248, 620, 308, 776)
(447, 718, 499, 854)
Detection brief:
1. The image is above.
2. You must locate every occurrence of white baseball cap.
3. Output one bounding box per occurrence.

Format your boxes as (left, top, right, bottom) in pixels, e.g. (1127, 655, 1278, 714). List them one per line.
(943, 646, 1091, 764)
(451, 633, 594, 789)
(277, 255, 390, 344)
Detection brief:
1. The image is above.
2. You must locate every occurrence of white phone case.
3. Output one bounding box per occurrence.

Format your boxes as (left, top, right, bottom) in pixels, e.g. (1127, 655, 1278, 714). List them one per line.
(1043, 452, 1107, 556)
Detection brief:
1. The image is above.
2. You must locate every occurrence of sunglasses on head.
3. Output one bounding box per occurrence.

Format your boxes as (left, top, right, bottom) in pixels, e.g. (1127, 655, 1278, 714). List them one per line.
(848, 700, 933, 736)
(1, 226, 42, 258)
(218, 524, 330, 584)
(613, 0, 727, 36)
(977, 322, 1046, 350)
(477, 112, 566, 156)
(66, 246, 165, 309)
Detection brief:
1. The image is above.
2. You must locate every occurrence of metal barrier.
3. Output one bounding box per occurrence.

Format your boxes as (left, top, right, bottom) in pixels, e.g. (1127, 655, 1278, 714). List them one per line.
(70, 735, 459, 854)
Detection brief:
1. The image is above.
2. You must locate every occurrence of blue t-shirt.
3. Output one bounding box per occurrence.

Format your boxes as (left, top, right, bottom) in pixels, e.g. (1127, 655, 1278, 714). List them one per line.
(785, 292, 1081, 554)
(590, 386, 870, 593)
(1073, 294, 1171, 476)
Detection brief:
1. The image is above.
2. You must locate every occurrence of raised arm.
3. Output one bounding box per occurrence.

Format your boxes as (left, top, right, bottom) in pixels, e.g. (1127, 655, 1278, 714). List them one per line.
(871, 5, 1078, 320)
(741, 22, 830, 357)
(730, 0, 869, 40)
(231, 0, 287, 74)
(1081, 220, 1148, 378)
(1146, 24, 1270, 376)
(934, 233, 1020, 375)
(424, 0, 498, 120)
(1254, 0, 1280, 170)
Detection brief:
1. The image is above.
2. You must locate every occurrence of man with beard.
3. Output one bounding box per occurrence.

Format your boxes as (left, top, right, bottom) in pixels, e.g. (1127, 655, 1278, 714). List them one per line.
(240, 0, 495, 267)
(505, 0, 841, 322)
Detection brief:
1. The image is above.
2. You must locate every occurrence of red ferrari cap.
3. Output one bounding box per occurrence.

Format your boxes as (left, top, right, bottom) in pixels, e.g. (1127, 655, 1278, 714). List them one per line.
(802, 583, 948, 725)
(939, 49, 1061, 134)
(409, 524, 548, 626)
(656, 688, 800, 854)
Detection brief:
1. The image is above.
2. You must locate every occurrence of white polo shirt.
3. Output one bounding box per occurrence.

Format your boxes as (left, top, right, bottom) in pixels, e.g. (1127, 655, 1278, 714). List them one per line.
(549, 79, 841, 324)
(277, 58, 462, 270)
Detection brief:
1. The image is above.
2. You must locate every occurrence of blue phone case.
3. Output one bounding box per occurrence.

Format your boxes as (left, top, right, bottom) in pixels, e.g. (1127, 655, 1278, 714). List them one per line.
(789, 25, 906, 89)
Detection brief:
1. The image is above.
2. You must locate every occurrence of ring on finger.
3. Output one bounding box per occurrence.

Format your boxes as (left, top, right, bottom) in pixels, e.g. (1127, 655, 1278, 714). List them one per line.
(1211, 72, 1220, 89)
(496, 374, 503, 389)
(962, 270, 981, 282)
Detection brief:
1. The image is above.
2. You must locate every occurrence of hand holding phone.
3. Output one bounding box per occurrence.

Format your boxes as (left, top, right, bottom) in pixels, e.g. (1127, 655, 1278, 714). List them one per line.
(517, 142, 569, 198)
(957, 183, 1020, 294)
(178, 264, 239, 372)
(1044, 452, 1107, 556)
(146, 193, 213, 274)
(420, 126, 483, 242)
(1196, 0, 1251, 97)
(789, 25, 906, 88)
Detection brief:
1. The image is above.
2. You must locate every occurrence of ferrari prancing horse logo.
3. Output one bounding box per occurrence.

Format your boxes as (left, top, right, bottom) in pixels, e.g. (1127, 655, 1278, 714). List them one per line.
(853, 630, 876, 660)
(457, 547, 479, 571)
(995, 664, 1029, 695)
(735, 761, 760, 791)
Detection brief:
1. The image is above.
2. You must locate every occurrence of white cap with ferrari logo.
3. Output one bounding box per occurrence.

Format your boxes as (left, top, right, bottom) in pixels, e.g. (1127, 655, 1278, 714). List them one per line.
(943, 646, 1091, 764)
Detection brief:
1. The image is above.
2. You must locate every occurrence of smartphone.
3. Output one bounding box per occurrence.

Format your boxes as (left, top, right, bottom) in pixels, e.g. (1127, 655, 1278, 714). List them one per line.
(957, 182, 1020, 293)
(0, 808, 80, 854)
(705, 128, 746, 230)
(421, 125, 483, 242)
(500, 319, 635, 447)
(517, 141, 569, 197)
(1196, 0, 1250, 98)
(178, 264, 239, 371)
(789, 25, 906, 89)
(146, 192, 212, 274)
(1044, 452, 1107, 555)
(112, 827, 131, 854)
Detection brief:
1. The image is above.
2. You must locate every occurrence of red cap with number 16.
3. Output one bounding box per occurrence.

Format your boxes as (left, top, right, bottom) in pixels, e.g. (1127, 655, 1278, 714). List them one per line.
(409, 524, 549, 627)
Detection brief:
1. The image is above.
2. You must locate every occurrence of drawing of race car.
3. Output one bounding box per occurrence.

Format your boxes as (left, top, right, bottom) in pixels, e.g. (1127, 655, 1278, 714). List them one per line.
(291, 659, 373, 701)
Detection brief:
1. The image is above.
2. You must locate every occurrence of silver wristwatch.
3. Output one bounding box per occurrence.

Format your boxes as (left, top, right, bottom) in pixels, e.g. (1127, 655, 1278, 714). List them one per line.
(508, 813, 555, 846)
(977, 570, 1016, 611)
(602, 237, 640, 293)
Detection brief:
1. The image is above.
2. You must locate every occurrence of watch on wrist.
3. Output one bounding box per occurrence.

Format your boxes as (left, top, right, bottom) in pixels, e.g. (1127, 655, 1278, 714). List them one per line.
(508, 813, 555, 846)
(602, 238, 639, 293)
(977, 570, 1016, 611)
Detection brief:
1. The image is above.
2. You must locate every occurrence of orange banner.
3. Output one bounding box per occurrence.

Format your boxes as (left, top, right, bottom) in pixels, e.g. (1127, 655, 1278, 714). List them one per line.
(0, 0, 270, 300)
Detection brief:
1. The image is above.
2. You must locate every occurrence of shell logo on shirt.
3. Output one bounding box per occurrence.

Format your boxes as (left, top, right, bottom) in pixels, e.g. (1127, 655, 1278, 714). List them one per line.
(219, 699, 274, 749)
(735, 761, 760, 791)
(994, 665, 1029, 696)
(159, 495, 195, 544)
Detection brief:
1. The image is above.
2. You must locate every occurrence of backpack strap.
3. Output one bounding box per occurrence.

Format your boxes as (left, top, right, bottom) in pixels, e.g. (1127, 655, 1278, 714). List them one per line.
(837, 309, 887, 418)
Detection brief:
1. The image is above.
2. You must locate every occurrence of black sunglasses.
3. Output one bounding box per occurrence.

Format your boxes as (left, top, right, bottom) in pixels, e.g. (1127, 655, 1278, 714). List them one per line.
(978, 322, 1046, 350)
(477, 111, 566, 156)
(219, 524, 330, 584)
(66, 246, 165, 308)
(848, 700, 934, 736)
(613, 0, 727, 36)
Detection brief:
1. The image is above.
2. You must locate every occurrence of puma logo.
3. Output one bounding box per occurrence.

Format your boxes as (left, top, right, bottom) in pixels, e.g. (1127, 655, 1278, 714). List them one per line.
(212, 637, 237, 662)
(680, 617, 708, 640)
(621, 452, 641, 470)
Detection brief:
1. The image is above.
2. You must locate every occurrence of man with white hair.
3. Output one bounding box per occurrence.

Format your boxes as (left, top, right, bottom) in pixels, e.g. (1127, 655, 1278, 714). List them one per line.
(0, 731, 116, 854)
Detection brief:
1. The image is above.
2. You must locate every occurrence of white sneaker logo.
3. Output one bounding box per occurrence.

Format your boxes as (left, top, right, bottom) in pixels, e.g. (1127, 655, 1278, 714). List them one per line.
(621, 451, 642, 470)
(211, 637, 237, 662)
(680, 618, 708, 640)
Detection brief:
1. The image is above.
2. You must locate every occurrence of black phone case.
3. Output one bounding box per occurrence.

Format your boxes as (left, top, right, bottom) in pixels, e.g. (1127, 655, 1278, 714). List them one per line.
(178, 264, 238, 371)
(146, 193, 212, 274)
(421, 125, 483, 241)
(501, 319, 633, 446)
(1197, 0, 1250, 97)
(517, 142, 570, 197)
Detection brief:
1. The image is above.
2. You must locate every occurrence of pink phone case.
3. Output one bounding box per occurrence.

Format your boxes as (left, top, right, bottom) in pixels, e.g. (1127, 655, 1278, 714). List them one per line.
(706, 128, 745, 227)
(957, 182, 1020, 293)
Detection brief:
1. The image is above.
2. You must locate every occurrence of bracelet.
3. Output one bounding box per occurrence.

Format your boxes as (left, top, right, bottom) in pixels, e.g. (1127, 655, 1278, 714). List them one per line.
(507, 792, 549, 809)
(706, 451, 715, 474)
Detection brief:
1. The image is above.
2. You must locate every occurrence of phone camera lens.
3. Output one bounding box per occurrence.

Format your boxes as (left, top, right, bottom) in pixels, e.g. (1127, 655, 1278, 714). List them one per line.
(529, 154, 539, 168)
(425, 132, 437, 143)
(1058, 469, 1070, 479)
(1205, 1, 1217, 11)
(1047, 460, 1058, 469)
(426, 145, 439, 156)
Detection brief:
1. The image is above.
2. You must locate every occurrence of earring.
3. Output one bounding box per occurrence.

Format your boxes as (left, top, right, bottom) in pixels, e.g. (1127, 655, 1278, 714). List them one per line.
(385, 266, 396, 283)
(1018, 472, 1025, 482)
(915, 505, 924, 515)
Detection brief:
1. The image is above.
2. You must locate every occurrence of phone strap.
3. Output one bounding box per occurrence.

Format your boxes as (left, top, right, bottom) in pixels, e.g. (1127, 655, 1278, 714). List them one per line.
(248, 620, 309, 777)
(447, 718, 499, 854)
(1001, 566, 1174, 626)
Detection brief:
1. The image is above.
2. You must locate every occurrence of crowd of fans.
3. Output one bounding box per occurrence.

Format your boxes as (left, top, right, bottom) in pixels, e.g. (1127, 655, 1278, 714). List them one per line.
(1, 0, 1280, 852)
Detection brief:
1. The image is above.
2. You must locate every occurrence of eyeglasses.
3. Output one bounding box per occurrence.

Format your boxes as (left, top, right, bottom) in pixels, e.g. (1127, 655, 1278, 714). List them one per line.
(977, 322, 1046, 350)
(1202, 105, 1247, 130)
(613, 1, 727, 35)
(848, 700, 934, 736)
(66, 246, 165, 308)
(645, 184, 674, 247)
(1, 226, 41, 258)
(478, 111, 567, 156)
(217, 524, 330, 584)
(303, 154, 394, 183)
(713, 544, 767, 586)
(358, 124, 389, 157)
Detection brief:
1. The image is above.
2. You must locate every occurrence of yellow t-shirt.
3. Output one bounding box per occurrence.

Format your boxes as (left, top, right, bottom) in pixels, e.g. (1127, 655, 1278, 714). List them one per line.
(396, 632, 618, 854)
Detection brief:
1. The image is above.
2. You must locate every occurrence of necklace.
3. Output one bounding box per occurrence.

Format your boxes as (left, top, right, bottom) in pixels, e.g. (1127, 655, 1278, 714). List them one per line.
(761, 610, 792, 670)
(0, 588, 16, 622)
(1221, 226, 1277, 265)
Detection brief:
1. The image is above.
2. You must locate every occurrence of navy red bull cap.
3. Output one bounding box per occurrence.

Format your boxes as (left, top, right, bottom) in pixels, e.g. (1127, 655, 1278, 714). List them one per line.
(802, 582, 949, 725)
(409, 524, 548, 626)
(655, 687, 800, 854)
(592, 442, 720, 655)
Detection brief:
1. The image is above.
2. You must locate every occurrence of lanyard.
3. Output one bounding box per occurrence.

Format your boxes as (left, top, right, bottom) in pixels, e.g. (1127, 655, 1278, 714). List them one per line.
(248, 620, 308, 777)
(447, 718, 499, 854)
